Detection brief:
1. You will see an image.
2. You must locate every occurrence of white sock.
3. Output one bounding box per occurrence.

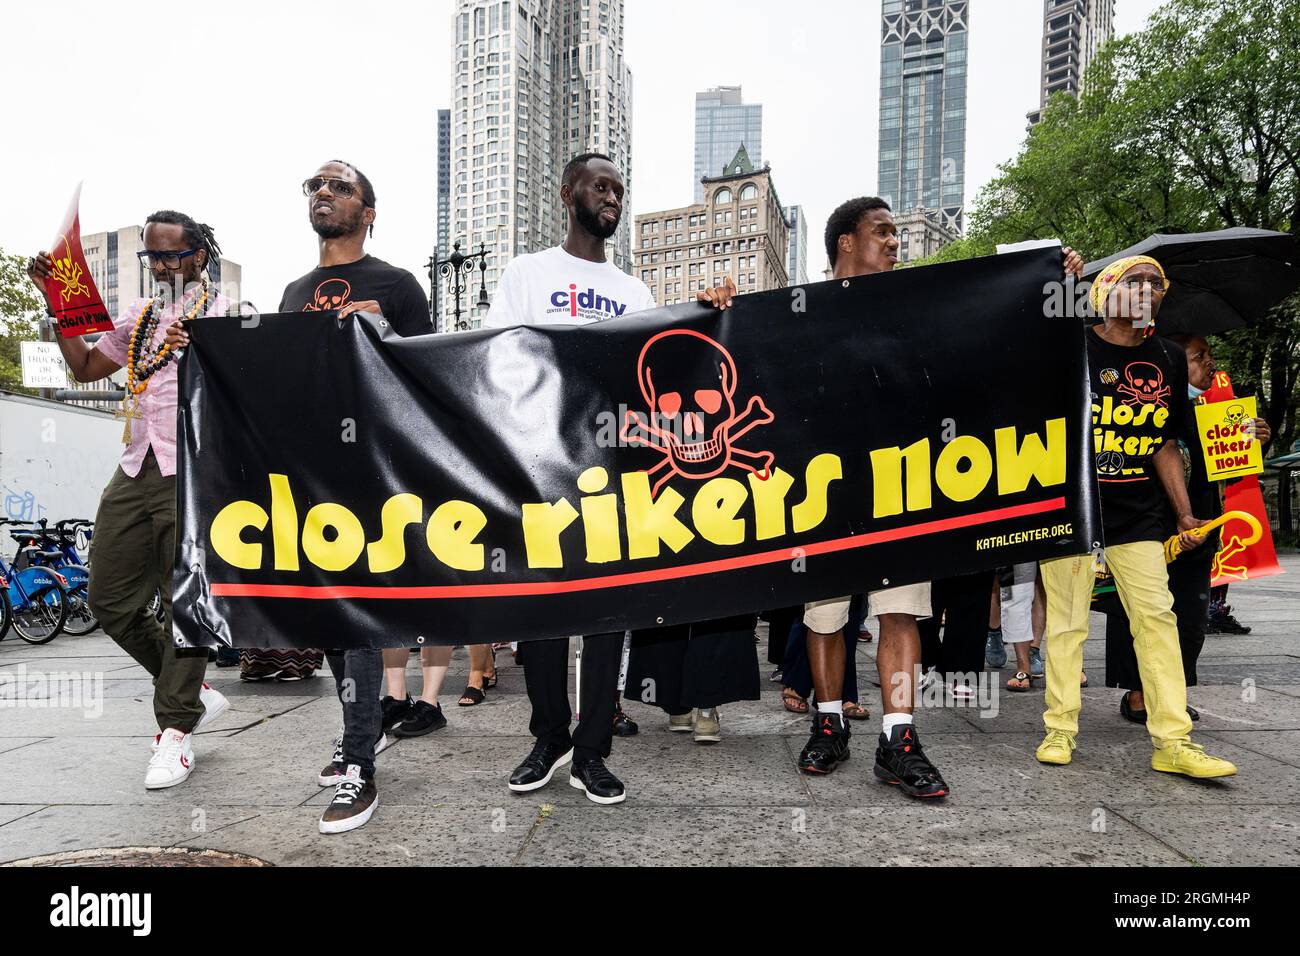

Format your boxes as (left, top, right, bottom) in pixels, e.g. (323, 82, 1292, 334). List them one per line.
(817, 700, 843, 716)
(882, 712, 913, 736)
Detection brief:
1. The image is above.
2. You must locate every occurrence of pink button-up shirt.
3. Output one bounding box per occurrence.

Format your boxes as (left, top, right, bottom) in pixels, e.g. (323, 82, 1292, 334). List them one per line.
(93, 289, 234, 478)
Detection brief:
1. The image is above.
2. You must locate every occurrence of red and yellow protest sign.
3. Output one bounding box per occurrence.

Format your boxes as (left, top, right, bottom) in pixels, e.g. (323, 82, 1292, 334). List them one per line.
(1195, 395, 1264, 481)
(1212, 478, 1283, 586)
(1197, 371, 1283, 587)
(43, 184, 113, 338)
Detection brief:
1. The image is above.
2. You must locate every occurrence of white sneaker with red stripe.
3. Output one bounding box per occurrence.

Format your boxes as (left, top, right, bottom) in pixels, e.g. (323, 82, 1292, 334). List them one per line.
(150, 682, 230, 753)
(145, 728, 195, 789)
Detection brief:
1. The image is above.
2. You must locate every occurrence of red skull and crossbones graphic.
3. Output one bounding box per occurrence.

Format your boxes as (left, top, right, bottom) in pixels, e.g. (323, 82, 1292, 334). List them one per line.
(303, 278, 352, 312)
(1115, 361, 1170, 408)
(620, 329, 774, 498)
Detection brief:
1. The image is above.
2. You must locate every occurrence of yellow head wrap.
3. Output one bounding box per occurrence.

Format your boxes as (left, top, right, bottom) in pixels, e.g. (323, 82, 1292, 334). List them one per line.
(1089, 254, 1170, 317)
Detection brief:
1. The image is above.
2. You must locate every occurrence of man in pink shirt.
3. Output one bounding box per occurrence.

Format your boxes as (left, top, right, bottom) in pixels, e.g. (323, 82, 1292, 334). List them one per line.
(27, 210, 234, 790)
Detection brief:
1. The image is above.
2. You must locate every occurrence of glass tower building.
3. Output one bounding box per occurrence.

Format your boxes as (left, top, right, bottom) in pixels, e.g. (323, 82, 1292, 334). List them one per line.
(693, 86, 762, 203)
(877, 0, 968, 235)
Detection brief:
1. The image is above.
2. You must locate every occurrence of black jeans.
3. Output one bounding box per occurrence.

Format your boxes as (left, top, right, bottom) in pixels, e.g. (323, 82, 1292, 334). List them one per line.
(325, 648, 383, 778)
(520, 632, 622, 763)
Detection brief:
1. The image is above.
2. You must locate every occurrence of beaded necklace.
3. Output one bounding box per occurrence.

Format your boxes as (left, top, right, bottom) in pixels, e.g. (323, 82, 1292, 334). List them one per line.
(117, 278, 209, 444)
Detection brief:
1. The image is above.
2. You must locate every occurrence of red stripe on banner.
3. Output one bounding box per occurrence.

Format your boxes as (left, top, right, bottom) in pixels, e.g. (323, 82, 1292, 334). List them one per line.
(210, 496, 1067, 600)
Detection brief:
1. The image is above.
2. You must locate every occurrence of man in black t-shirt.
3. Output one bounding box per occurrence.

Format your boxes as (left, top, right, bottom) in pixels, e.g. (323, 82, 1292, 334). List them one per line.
(1036, 255, 1238, 780)
(288, 160, 433, 834)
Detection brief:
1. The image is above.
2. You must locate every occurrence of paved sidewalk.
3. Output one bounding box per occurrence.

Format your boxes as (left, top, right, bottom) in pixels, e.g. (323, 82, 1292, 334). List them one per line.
(2, 557, 1297, 867)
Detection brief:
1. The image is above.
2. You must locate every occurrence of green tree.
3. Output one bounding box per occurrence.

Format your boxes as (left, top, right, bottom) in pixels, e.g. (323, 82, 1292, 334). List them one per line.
(0, 248, 45, 396)
(921, 0, 1300, 461)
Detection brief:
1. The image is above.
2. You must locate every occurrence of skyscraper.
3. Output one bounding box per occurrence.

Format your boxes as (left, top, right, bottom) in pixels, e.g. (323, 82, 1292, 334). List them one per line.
(693, 86, 762, 203)
(877, 0, 968, 237)
(786, 204, 808, 287)
(447, 0, 634, 330)
(436, 108, 451, 259)
(1027, 0, 1115, 126)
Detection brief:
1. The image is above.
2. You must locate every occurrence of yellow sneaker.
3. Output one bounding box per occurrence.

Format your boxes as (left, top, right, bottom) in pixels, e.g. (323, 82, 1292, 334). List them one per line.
(1036, 730, 1076, 765)
(1151, 741, 1237, 779)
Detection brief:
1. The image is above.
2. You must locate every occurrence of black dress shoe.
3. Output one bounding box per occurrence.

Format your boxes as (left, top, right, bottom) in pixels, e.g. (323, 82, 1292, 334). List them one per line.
(508, 742, 573, 792)
(569, 757, 626, 804)
(1120, 691, 1148, 725)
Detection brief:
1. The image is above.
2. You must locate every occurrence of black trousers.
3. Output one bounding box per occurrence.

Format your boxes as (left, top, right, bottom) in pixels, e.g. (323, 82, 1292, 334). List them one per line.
(519, 632, 622, 762)
(1105, 547, 1213, 689)
(765, 606, 799, 666)
(919, 572, 994, 677)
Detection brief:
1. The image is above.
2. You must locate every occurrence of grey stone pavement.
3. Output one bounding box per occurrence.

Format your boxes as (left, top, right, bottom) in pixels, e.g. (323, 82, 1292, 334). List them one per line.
(1, 557, 1297, 867)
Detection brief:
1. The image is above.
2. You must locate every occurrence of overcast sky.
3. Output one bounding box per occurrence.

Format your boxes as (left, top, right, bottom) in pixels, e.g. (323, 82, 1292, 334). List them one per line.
(0, 0, 1164, 313)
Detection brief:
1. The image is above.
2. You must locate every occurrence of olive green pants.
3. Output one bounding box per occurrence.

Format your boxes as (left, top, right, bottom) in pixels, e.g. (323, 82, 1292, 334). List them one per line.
(88, 452, 207, 733)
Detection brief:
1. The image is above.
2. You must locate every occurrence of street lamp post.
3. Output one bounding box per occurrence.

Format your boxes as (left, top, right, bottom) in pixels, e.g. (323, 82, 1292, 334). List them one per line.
(426, 241, 490, 332)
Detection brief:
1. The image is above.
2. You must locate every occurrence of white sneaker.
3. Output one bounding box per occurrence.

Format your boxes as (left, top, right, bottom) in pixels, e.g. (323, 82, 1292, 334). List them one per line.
(145, 728, 195, 789)
(196, 682, 230, 731)
(150, 683, 230, 753)
(920, 666, 940, 691)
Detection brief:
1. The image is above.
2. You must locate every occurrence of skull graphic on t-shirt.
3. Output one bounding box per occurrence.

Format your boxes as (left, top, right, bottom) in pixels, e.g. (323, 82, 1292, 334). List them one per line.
(303, 278, 352, 312)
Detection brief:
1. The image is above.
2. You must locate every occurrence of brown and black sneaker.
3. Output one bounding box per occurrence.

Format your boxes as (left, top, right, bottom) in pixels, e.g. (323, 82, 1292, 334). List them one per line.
(319, 764, 378, 834)
(798, 712, 851, 774)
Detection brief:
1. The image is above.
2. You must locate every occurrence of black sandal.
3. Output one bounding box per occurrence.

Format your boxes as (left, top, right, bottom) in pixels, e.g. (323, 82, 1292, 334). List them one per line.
(458, 684, 486, 706)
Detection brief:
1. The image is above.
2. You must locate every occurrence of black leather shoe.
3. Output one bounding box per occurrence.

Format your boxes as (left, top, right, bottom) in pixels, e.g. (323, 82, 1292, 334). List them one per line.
(1120, 691, 1148, 725)
(798, 712, 851, 775)
(612, 704, 639, 737)
(569, 757, 626, 804)
(380, 694, 414, 734)
(508, 742, 573, 792)
(873, 724, 948, 798)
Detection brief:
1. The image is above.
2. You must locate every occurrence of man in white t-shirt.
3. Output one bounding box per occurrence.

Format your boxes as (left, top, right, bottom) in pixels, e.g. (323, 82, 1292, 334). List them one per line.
(483, 152, 656, 805)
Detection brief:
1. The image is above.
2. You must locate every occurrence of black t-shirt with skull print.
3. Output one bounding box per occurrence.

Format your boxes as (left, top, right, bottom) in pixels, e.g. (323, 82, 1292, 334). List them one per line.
(279, 255, 432, 338)
(1086, 328, 1188, 546)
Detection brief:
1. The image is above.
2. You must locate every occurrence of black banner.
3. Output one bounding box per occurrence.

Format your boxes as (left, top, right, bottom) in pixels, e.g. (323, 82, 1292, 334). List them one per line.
(173, 247, 1098, 648)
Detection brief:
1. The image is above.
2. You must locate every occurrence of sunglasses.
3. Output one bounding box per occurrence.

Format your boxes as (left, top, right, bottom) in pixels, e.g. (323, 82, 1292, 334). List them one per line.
(137, 249, 200, 269)
(302, 177, 360, 199)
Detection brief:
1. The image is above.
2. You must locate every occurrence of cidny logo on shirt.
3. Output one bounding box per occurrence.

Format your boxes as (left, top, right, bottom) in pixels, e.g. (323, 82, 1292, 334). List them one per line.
(549, 282, 629, 321)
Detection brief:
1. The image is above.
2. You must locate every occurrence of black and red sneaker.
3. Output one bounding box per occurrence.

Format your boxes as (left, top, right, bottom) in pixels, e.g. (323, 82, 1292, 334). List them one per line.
(797, 712, 851, 775)
(873, 724, 948, 798)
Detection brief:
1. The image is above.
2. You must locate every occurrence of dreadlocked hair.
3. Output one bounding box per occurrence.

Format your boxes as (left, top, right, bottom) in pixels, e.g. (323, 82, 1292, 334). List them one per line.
(144, 210, 222, 274)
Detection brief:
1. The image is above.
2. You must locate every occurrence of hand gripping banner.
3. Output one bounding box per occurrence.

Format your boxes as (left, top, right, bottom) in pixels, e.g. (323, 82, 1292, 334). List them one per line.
(173, 247, 1098, 649)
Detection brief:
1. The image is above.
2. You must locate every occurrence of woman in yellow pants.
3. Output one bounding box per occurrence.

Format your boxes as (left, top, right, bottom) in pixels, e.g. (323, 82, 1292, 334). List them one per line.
(1036, 255, 1236, 779)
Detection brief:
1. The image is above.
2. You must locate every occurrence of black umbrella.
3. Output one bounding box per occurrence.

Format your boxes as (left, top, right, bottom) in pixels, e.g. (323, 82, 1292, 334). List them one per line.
(1082, 227, 1300, 336)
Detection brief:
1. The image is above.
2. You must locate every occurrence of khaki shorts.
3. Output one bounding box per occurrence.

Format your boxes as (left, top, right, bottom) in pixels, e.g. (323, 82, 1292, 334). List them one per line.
(802, 582, 932, 633)
(868, 582, 932, 620)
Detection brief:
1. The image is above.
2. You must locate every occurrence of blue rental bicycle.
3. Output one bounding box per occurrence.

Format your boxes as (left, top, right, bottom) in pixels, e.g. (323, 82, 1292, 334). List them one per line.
(16, 519, 97, 636)
(0, 518, 69, 645)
